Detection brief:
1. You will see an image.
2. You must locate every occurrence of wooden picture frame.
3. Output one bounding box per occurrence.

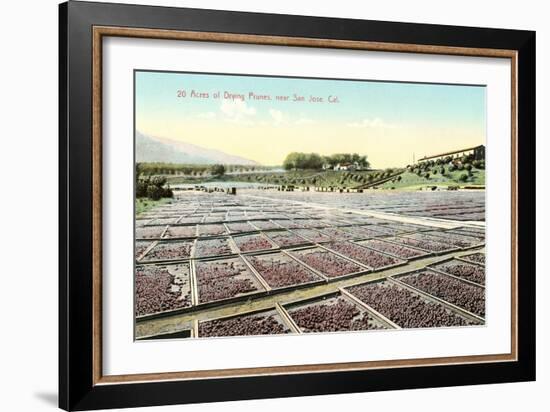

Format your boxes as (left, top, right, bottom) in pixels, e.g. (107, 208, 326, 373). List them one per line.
(59, 1, 535, 410)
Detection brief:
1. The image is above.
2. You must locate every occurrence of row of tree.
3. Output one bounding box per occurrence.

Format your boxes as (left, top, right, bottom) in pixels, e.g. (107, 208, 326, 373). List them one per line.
(137, 162, 268, 176)
(282, 152, 370, 171)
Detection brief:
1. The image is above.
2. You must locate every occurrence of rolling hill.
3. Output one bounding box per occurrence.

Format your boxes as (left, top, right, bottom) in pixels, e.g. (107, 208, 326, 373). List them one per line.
(135, 131, 259, 165)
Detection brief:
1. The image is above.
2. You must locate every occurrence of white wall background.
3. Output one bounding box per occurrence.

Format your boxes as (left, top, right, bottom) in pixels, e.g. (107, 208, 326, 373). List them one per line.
(0, 0, 546, 411)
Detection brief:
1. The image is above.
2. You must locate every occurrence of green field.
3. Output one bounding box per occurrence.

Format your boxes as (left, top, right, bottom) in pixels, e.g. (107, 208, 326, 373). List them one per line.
(138, 162, 273, 176)
(140, 159, 485, 191)
(166, 169, 399, 188)
(136, 197, 173, 216)
(379, 168, 485, 190)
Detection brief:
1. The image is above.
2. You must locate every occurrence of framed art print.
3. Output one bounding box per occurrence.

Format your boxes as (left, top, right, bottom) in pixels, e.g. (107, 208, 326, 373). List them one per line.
(59, 1, 536, 410)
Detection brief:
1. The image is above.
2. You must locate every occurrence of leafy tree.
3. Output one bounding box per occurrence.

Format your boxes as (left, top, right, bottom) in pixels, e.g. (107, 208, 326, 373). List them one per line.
(473, 160, 485, 169)
(285, 152, 370, 170)
(210, 164, 226, 176)
(282, 152, 322, 170)
(136, 179, 148, 198)
(136, 174, 172, 200)
(283, 152, 304, 170)
(304, 153, 324, 169)
(146, 184, 163, 200)
(459, 173, 468, 182)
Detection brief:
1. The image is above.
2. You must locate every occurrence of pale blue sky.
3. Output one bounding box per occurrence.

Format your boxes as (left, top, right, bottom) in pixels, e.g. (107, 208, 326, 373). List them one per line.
(135, 70, 486, 167)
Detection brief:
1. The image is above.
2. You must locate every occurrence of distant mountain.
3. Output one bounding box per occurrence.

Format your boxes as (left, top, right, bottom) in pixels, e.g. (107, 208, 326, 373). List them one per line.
(135, 132, 259, 165)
